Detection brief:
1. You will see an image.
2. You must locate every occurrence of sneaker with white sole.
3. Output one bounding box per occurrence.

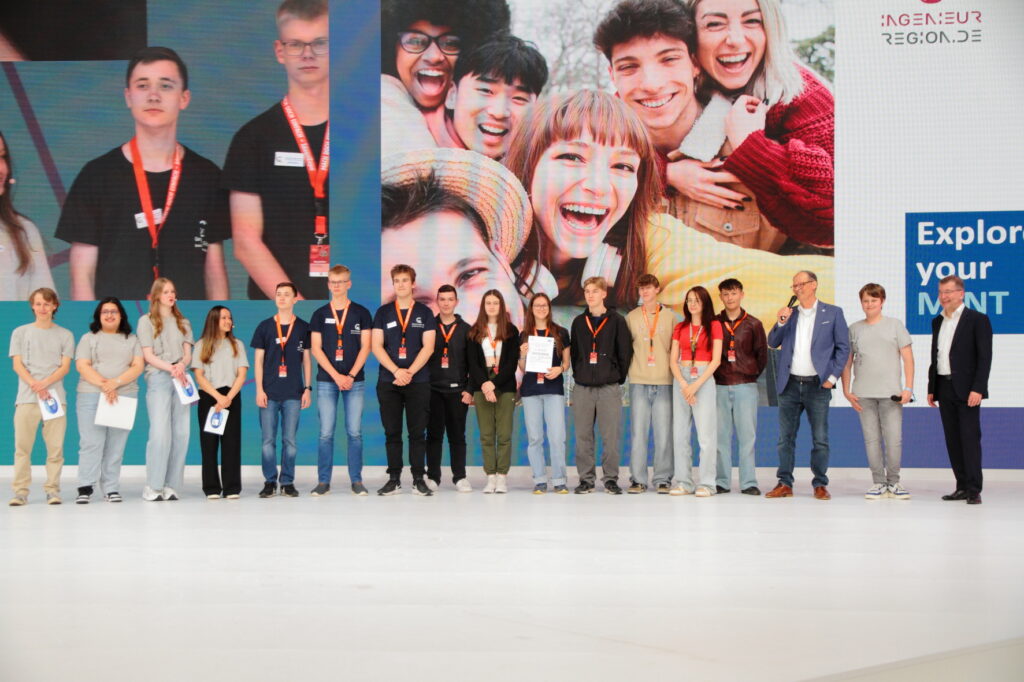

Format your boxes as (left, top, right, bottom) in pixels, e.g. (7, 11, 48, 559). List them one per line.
(482, 474, 497, 494)
(206, 493, 221, 500)
(668, 485, 691, 496)
(225, 493, 241, 500)
(105, 492, 123, 503)
(162, 487, 179, 501)
(46, 493, 62, 505)
(425, 478, 439, 492)
(888, 483, 910, 500)
(377, 479, 401, 496)
(76, 486, 93, 504)
(495, 474, 508, 494)
(412, 478, 433, 496)
(455, 478, 473, 493)
(865, 483, 887, 500)
(142, 486, 162, 502)
(695, 486, 713, 498)
(310, 482, 330, 496)
(351, 482, 368, 496)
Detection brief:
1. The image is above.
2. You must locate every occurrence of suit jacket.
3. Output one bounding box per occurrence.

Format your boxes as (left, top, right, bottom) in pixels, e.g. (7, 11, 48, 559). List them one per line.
(928, 307, 992, 400)
(767, 301, 849, 395)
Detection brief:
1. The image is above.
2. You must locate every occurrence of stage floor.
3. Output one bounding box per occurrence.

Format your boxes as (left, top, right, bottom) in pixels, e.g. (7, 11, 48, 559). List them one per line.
(2, 466, 1023, 681)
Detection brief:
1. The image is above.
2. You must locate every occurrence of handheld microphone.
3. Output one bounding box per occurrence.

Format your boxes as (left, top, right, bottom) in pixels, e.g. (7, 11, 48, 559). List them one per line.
(787, 295, 798, 308)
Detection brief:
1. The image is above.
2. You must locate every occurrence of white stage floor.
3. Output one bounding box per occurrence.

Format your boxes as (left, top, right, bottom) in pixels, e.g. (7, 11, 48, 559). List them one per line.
(2, 466, 1023, 681)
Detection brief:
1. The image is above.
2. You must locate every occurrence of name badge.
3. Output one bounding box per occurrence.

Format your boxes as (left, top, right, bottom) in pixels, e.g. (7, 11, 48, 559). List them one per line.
(274, 151, 305, 167)
(589, 352, 598, 365)
(335, 349, 343, 362)
(690, 366, 699, 379)
(135, 208, 164, 229)
(440, 356, 449, 369)
(398, 346, 407, 360)
(537, 373, 545, 384)
(278, 365, 288, 378)
(647, 354, 656, 367)
(727, 350, 737, 362)
(324, 318, 336, 324)
(276, 337, 285, 344)
(309, 244, 330, 278)
(386, 321, 397, 329)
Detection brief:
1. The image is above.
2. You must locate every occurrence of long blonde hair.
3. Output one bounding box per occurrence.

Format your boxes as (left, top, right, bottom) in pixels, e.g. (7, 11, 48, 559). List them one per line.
(503, 89, 660, 309)
(689, 0, 806, 105)
(148, 277, 188, 337)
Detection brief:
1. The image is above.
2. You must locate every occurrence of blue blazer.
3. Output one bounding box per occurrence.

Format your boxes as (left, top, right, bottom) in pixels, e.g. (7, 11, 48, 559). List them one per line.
(767, 301, 850, 395)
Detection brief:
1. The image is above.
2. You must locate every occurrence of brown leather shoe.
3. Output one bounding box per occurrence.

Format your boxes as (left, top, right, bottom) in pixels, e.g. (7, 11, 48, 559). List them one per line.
(813, 486, 831, 500)
(765, 483, 793, 498)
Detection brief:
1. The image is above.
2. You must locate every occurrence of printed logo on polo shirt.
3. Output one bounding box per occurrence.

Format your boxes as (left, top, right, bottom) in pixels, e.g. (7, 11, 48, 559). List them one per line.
(412, 316, 424, 328)
(194, 220, 209, 252)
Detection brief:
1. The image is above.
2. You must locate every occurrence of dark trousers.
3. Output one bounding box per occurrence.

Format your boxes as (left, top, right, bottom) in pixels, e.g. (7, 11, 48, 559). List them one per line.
(937, 376, 983, 494)
(776, 376, 831, 488)
(377, 381, 430, 480)
(426, 390, 468, 484)
(197, 388, 242, 496)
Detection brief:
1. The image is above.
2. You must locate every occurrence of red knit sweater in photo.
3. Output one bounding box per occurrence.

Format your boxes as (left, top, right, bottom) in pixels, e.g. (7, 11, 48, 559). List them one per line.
(723, 67, 834, 248)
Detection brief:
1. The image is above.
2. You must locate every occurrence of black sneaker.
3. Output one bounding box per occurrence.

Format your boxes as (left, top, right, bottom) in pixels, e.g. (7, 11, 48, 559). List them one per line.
(76, 486, 93, 504)
(656, 482, 671, 494)
(377, 479, 401, 496)
(412, 478, 433, 496)
(741, 486, 762, 496)
(574, 481, 594, 494)
(604, 480, 623, 495)
(627, 481, 647, 494)
(258, 482, 277, 498)
(105, 492, 123, 503)
(310, 482, 330, 496)
(716, 485, 731, 494)
(281, 484, 299, 497)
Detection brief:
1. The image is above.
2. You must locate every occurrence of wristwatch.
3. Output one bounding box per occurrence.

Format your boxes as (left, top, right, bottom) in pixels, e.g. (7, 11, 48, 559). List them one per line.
(303, 385, 312, 391)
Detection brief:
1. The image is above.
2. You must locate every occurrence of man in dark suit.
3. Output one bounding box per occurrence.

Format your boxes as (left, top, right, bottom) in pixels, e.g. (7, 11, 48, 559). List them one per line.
(765, 271, 849, 500)
(927, 275, 992, 505)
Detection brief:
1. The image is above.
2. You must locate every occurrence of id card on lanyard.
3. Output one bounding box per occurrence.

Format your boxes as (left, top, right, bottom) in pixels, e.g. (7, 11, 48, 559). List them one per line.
(275, 315, 295, 378)
(129, 137, 182, 281)
(439, 321, 457, 369)
(688, 325, 702, 379)
(586, 315, 608, 365)
(332, 304, 349, 364)
(723, 312, 746, 363)
(643, 305, 660, 367)
(281, 97, 330, 278)
(395, 301, 412, 361)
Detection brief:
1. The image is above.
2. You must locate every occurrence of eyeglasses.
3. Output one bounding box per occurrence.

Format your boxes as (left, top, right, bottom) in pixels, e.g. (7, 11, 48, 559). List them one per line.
(328, 280, 350, 286)
(281, 38, 329, 56)
(397, 30, 462, 56)
(791, 280, 815, 290)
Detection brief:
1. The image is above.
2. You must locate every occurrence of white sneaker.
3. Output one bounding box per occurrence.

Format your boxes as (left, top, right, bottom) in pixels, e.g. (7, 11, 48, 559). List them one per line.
(425, 478, 439, 492)
(888, 483, 910, 500)
(695, 486, 713, 498)
(668, 485, 691, 496)
(495, 474, 508, 494)
(483, 474, 497, 494)
(142, 486, 162, 502)
(455, 478, 473, 493)
(864, 483, 887, 500)
(206, 494, 221, 500)
(162, 487, 179, 501)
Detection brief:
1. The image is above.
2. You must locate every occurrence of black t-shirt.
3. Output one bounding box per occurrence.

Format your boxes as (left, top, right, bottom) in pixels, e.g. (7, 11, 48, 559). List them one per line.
(222, 103, 328, 300)
(55, 146, 229, 300)
(309, 301, 372, 382)
(519, 327, 570, 397)
(372, 301, 437, 385)
(250, 314, 310, 401)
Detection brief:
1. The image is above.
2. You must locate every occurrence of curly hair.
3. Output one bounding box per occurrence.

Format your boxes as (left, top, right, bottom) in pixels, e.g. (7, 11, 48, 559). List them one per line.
(380, 0, 511, 76)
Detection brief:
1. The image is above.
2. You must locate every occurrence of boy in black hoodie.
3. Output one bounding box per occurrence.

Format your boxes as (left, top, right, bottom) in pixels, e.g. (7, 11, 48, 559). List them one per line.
(570, 277, 633, 494)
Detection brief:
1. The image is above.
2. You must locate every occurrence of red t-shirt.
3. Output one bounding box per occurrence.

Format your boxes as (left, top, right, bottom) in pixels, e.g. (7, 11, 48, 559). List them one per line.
(672, 320, 723, 363)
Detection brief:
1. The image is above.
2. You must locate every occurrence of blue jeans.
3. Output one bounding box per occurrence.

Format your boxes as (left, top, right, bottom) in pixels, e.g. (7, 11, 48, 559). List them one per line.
(144, 371, 191, 491)
(260, 399, 301, 485)
(317, 380, 365, 484)
(672, 367, 717, 491)
(776, 377, 831, 488)
(522, 394, 567, 485)
(716, 383, 759, 490)
(628, 383, 673, 487)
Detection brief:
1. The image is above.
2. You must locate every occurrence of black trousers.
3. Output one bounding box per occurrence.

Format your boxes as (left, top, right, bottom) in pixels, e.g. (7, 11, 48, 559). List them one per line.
(197, 387, 242, 496)
(426, 389, 468, 484)
(937, 376, 983, 494)
(377, 381, 430, 480)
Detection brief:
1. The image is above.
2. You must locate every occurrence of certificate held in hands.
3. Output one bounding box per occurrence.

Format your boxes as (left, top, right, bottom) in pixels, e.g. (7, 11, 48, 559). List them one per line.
(525, 335, 556, 374)
(95, 395, 138, 430)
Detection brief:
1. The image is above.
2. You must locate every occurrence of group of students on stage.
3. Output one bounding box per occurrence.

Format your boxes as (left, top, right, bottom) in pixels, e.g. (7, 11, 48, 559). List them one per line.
(13, 261, 975, 507)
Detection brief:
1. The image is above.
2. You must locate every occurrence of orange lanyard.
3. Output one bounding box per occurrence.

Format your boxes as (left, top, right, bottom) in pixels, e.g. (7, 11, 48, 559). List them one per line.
(129, 137, 182, 280)
(331, 303, 350, 350)
(274, 315, 295, 367)
(486, 325, 500, 373)
(642, 305, 661, 351)
(439, 320, 457, 358)
(723, 312, 747, 350)
(686, 324, 703, 364)
(395, 301, 412, 349)
(585, 315, 608, 354)
(281, 97, 330, 240)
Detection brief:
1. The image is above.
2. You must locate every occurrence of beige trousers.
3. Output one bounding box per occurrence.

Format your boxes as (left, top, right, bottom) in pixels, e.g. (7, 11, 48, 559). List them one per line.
(12, 402, 66, 496)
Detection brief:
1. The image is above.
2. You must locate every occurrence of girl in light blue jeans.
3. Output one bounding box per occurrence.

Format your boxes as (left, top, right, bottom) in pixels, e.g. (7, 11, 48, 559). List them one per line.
(517, 294, 571, 495)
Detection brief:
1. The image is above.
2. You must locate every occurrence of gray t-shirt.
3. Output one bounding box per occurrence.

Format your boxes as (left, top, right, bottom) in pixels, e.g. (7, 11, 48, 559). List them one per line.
(192, 337, 249, 389)
(75, 331, 143, 396)
(137, 313, 193, 378)
(848, 316, 912, 398)
(9, 323, 75, 405)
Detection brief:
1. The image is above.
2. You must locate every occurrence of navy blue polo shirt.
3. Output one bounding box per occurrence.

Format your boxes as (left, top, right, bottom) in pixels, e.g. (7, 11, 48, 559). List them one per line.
(309, 301, 372, 382)
(250, 315, 310, 401)
(372, 301, 437, 384)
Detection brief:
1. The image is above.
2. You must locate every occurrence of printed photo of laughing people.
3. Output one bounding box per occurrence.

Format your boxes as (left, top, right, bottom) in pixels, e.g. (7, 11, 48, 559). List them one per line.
(379, 0, 835, 330)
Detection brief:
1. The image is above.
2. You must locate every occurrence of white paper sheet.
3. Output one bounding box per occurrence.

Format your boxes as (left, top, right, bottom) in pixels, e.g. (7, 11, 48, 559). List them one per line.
(203, 407, 229, 435)
(525, 335, 556, 374)
(175, 373, 200, 405)
(94, 395, 137, 430)
(37, 396, 65, 421)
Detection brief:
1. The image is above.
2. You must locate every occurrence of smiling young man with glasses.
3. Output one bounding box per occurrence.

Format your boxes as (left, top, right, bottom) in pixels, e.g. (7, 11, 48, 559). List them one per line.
(765, 270, 848, 500)
(224, 0, 329, 300)
(309, 265, 372, 496)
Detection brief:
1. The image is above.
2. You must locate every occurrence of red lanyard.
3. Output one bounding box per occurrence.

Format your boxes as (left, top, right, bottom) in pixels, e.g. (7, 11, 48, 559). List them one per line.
(395, 301, 412, 349)
(331, 303, 350, 351)
(274, 315, 295, 368)
(687, 324, 703, 363)
(486, 325, 500, 373)
(585, 315, 609, 354)
(129, 137, 182, 280)
(642, 305, 661, 351)
(439, 320, 457, 359)
(723, 312, 747, 351)
(281, 97, 330, 240)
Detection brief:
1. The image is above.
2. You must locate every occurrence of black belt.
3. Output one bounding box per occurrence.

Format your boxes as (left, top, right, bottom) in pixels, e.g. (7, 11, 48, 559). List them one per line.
(937, 374, 953, 381)
(790, 374, 819, 383)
